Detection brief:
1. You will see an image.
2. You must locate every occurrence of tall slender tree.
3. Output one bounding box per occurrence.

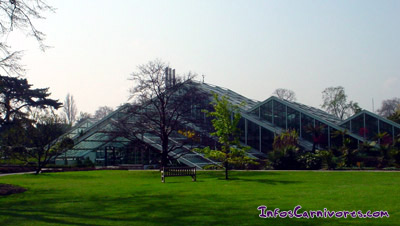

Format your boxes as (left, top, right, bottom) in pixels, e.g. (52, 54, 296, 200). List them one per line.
(63, 93, 77, 125)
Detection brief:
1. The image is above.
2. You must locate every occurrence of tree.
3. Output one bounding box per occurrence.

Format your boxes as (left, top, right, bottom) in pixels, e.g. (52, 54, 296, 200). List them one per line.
(388, 109, 400, 124)
(377, 98, 400, 118)
(198, 93, 255, 179)
(114, 59, 208, 168)
(62, 93, 77, 125)
(9, 112, 73, 174)
(0, 75, 62, 128)
(0, 0, 54, 75)
(76, 111, 92, 124)
(321, 86, 360, 120)
(94, 106, 113, 120)
(273, 88, 296, 101)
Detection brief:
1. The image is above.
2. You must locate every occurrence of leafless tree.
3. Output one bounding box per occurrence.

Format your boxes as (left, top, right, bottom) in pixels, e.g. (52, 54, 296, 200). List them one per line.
(76, 111, 92, 124)
(94, 106, 113, 120)
(273, 88, 297, 101)
(377, 98, 400, 118)
(113, 59, 209, 168)
(0, 0, 54, 75)
(63, 93, 77, 125)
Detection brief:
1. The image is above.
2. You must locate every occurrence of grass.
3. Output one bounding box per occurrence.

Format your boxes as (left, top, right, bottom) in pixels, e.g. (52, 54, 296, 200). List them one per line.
(0, 170, 399, 226)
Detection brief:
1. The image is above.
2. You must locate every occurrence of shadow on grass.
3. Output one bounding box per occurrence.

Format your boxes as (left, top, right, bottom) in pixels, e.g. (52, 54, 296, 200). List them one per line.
(0, 192, 325, 226)
(27, 173, 98, 180)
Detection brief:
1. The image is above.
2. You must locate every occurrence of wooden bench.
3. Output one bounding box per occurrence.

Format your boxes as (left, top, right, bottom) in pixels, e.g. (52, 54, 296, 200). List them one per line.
(161, 167, 196, 183)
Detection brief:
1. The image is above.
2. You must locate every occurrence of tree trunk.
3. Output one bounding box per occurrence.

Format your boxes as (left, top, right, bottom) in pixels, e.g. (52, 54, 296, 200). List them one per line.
(161, 137, 169, 168)
(35, 162, 42, 175)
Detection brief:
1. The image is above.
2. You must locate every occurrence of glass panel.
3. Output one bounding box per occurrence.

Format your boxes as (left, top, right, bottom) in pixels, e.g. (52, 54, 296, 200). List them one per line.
(395, 127, 400, 138)
(379, 120, 393, 145)
(341, 121, 350, 130)
(315, 121, 329, 150)
(330, 127, 343, 149)
(250, 107, 259, 118)
(365, 114, 378, 140)
(238, 117, 246, 143)
(273, 100, 286, 129)
(247, 120, 260, 151)
(261, 127, 274, 153)
(350, 115, 364, 137)
(260, 101, 273, 123)
(301, 113, 314, 143)
(287, 107, 300, 132)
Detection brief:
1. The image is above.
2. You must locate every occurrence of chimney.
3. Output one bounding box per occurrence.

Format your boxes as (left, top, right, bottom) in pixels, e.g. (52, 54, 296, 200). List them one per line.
(165, 67, 169, 88)
(168, 68, 172, 87)
(172, 69, 176, 86)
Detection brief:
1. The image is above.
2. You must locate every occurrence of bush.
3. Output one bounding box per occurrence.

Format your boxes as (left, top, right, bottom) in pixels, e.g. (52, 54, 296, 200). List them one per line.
(268, 149, 301, 170)
(76, 157, 94, 168)
(297, 152, 322, 170)
(316, 150, 337, 169)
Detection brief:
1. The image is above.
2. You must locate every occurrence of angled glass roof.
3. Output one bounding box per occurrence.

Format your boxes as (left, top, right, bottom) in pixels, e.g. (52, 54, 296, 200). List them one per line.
(340, 110, 400, 130)
(285, 100, 343, 125)
(249, 96, 343, 125)
(63, 118, 98, 139)
(62, 104, 132, 157)
(196, 82, 259, 111)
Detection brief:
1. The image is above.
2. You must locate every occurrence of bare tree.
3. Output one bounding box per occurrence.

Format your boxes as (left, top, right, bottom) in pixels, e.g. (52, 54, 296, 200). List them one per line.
(94, 106, 113, 120)
(377, 98, 400, 118)
(0, 0, 54, 75)
(273, 88, 297, 101)
(76, 111, 92, 124)
(113, 59, 208, 168)
(63, 93, 77, 125)
(321, 86, 361, 120)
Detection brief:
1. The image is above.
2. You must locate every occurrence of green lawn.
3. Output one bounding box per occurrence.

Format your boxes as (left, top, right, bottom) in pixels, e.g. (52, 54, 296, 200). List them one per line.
(0, 170, 398, 226)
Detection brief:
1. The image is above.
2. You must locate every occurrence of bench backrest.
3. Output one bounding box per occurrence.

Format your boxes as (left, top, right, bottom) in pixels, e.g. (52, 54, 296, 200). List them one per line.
(162, 167, 196, 176)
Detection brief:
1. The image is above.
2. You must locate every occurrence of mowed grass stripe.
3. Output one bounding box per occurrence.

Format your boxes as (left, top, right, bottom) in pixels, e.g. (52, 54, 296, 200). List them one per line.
(0, 170, 398, 226)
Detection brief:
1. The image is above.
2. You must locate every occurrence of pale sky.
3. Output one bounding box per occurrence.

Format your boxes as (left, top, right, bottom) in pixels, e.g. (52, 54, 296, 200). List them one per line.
(7, 0, 400, 115)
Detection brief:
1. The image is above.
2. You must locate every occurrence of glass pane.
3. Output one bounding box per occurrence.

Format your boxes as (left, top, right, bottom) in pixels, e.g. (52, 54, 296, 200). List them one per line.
(238, 117, 246, 143)
(260, 101, 273, 123)
(379, 120, 393, 145)
(261, 127, 274, 153)
(330, 127, 343, 149)
(395, 127, 400, 138)
(342, 121, 350, 130)
(301, 113, 314, 143)
(273, 100, 286, 129)
(247, 120, 260, 151)
(287, 107, 300, 133)
(251, 107, 259, 118)
(365, 114, 378, 140)
(315, 121, 329, 150)
(350, 115, 364, 137)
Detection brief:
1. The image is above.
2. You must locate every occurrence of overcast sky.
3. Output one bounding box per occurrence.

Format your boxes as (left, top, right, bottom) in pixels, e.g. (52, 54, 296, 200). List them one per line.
(8, 0, 400, 115)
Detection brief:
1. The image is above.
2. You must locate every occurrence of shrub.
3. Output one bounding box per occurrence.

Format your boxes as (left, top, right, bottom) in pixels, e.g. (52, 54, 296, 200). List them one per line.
(297, 152, 322, 170)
